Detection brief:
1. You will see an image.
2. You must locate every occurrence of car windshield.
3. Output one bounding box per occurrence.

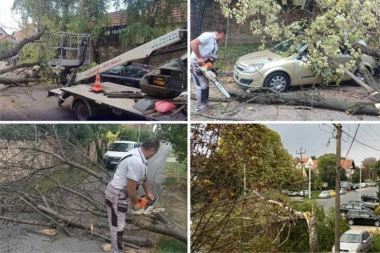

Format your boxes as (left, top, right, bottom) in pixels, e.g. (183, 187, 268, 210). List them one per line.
(340, 233, 361, 243)
(270, 40, 305, 56)
(108, 143, 134, 152)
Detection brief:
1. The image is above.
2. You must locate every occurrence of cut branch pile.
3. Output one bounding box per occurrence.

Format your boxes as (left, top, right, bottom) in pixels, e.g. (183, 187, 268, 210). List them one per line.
(0, 138, 186, 250)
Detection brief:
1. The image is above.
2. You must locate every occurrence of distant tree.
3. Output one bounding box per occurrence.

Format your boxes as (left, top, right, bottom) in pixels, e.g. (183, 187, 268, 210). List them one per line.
(317, 154, 346, 188)
(156, 124, 187, 163)
(361, 157, 377, 181)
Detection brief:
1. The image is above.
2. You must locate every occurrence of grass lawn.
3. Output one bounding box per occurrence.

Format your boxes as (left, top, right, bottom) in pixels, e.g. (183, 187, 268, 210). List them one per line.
(215, 43, 277, 72)
(374, 234, 380, 251)
(155, 158, 187, 252)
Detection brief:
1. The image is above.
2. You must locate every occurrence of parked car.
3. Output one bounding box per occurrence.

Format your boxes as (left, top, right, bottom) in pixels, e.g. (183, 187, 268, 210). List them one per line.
(103, 140, 139, 170)
(348, 201, 375, 211)
(331, 230, 373, 253)
(100, 64, 155, 88)
(368, 181, 377, 187)
(344, 210, 380, 227)
(287, 191, 300, 196)
(361, 194, 379, 203)
(340, 188, 347, 195)
(328, 190, 336, 197)
(340, 203, 372, 215)
(319, 191, 331, 199)
(233, 39, 377, 92)
(299, 190, 309, 196)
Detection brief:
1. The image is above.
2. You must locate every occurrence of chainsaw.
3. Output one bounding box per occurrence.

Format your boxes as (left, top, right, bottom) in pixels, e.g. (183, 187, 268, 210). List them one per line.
(132, 195, 165, 215)
(197, 62, 230, 98)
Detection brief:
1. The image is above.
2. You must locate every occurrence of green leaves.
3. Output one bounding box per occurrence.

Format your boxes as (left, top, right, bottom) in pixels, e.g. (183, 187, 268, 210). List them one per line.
(216, 0, 380, 84)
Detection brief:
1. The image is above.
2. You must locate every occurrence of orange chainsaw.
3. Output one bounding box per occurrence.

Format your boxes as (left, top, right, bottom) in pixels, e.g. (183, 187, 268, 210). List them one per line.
(132, 195, 165, 215)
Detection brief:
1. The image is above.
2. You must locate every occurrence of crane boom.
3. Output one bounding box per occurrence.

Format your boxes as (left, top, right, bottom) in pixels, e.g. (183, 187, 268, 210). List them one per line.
(76, 28, 186, 82)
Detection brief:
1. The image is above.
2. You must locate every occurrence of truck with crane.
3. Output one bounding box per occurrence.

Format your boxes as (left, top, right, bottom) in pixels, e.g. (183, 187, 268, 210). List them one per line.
(48, 24, 187, 121)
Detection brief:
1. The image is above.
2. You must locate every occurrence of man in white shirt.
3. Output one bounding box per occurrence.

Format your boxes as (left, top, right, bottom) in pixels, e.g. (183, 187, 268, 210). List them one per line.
(190, 27, 226, 112)
(105, 138, 160, 253)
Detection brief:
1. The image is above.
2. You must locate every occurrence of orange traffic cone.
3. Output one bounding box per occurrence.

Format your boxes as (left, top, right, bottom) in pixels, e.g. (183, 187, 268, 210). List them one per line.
(91, 71, 104, 92)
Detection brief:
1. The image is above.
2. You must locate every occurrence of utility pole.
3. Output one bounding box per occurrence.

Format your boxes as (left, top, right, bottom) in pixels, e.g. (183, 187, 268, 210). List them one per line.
(297, 147, 310, 199)
(243, 165, 246, 195)
(334, 124, 342, 253)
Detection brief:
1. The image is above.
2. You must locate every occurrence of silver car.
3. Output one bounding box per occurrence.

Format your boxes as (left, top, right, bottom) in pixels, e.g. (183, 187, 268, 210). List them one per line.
(332, 230, 373, 253)
(233, 40, 377, 92)
(319, 191, 331, 199)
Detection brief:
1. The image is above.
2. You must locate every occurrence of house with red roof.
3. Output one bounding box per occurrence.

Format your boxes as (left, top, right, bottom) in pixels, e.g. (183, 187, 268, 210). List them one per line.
(0, 27, 15, 43)
(340, 159, 356, 178)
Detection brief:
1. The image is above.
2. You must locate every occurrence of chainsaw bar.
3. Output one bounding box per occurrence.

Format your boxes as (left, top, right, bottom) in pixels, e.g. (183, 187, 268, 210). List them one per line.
(211, 78, 231, 98)
(198, 65, 230, 98)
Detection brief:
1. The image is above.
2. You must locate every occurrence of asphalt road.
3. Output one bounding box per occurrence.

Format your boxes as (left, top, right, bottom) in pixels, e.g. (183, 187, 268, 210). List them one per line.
(316, 186, 379, 233)
(316, 186, 378, 212)
(0, 84, 77, 121)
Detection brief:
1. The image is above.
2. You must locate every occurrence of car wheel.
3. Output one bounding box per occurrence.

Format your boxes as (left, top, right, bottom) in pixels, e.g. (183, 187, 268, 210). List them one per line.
(73, 99, 92, 121)
(348, 219, 354, 226)
(264, 72, 290, 92)
(375, 220, 380, 227)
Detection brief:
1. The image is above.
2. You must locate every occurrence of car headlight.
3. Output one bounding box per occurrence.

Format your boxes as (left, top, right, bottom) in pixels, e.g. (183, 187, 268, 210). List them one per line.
(243, 63, 264, 73)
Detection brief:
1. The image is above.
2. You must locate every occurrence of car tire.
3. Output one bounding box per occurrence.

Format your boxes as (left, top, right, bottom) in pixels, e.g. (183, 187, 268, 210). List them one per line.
(73, 98, 93, 121)
(348, 219, 354, 226)
(264, 71, 290, 92)
(375, 220, 380, 227)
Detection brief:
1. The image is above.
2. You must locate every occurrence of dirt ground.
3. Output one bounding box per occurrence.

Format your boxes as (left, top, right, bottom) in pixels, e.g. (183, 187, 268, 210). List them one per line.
(190, 74, 380, 121)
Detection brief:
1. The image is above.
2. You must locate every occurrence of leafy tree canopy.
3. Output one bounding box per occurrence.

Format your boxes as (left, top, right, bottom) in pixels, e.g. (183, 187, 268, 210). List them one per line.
(216, 0, 380, 83)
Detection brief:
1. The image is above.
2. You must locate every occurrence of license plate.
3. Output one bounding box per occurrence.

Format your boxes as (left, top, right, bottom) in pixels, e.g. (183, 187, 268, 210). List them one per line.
(111, 161, 119, 164)
(153, 77, 166, 86)
(233, 70, 237, 79)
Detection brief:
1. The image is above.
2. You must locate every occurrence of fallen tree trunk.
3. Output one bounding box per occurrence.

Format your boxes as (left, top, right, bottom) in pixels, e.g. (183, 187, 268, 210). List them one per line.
(0, 62, 41, 75)
(36, 205, 153, 247)
(0, 77, 40, 85)
(130, 212, 187, 243)
(192, 90, 380, 116)
(0, 28, 46, 61)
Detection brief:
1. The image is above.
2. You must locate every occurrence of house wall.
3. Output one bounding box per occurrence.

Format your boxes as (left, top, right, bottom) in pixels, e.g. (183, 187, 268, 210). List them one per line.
(200, 1, 308, 44)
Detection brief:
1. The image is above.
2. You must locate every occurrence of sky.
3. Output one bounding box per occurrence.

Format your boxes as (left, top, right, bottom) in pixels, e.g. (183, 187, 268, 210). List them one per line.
(0, 0, 20, 34)
(266, 123, 380, 167)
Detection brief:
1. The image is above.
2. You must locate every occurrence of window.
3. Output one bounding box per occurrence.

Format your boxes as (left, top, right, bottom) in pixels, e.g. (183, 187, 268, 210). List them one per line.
(360, 212, 370, 218)
(107, 66, 124, 76)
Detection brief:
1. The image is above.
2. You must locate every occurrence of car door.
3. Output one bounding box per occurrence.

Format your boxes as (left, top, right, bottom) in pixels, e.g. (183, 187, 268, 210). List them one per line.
(350, 211, 363, 225)
(345, 203, 354, 214)
(124, 66, 141, 87)
(359, 211, 373, 226)
(361, 231, 371, 252)
(294, 45, 323, 85)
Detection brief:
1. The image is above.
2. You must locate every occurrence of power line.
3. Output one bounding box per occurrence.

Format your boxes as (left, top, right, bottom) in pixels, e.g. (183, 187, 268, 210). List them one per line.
(343, 124, 360, 160)
(341, 128, 380, 152)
